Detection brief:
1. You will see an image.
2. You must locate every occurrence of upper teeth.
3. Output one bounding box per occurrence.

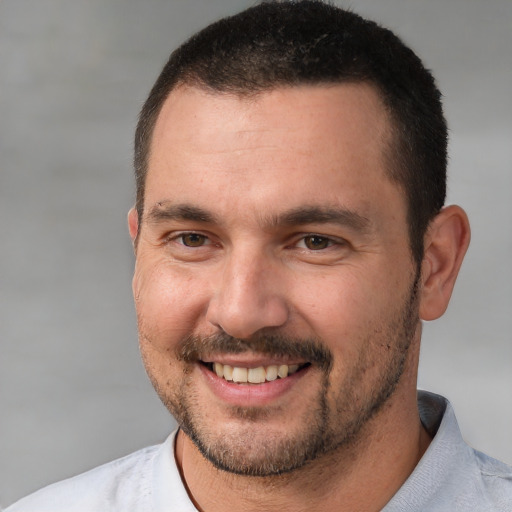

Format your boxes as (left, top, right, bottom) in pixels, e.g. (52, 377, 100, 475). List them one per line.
(213, 363, 300, 383)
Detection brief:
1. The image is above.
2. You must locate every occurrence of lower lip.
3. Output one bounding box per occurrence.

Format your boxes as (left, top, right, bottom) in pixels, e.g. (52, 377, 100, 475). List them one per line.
(199, 364, 310, 407)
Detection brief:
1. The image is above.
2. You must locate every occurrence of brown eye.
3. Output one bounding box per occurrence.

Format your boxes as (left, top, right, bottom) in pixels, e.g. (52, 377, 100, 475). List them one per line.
(303, 235, 331, 250)
(180, 233, 207, 247)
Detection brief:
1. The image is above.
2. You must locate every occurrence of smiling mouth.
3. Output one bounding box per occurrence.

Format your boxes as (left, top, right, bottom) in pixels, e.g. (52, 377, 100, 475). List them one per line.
(202, 362, 311, 384)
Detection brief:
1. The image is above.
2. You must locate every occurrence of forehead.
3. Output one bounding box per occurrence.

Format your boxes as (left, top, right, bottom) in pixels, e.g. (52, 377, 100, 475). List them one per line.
(146, 83, 403, 224)
(151, 82, 391, 158)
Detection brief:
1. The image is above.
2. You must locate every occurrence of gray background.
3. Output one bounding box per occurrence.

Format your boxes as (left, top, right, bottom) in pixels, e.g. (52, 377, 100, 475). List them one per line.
(1, 0, 511, 507)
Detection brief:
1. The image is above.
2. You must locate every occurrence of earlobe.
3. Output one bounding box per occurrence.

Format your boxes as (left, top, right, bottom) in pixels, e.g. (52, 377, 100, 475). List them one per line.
(419, 205, 471, 321)
(128, 208, 139, 244)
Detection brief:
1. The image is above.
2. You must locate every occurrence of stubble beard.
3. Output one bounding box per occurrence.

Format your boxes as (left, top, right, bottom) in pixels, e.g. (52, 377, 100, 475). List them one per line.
(141, 271, 421, 478)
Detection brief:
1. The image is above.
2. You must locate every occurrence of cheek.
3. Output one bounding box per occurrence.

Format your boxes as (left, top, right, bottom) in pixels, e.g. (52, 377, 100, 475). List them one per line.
(294, 267, 390, 333)
(293, 264, 411, 365)
(133, 263, 209, 350)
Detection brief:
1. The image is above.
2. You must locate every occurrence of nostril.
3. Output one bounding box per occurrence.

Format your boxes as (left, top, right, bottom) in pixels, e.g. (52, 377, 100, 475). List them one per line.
(206, 299, 289, 340)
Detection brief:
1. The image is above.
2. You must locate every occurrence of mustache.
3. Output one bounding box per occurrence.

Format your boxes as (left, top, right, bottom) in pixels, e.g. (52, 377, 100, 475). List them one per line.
(176, 332, 333, 371)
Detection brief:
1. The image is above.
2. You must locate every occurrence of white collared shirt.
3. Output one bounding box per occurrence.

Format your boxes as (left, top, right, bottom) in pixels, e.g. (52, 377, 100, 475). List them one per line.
(6, 391, 512, 511)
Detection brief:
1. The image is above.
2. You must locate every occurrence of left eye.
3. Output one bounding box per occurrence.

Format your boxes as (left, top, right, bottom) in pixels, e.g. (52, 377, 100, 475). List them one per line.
(298, 235, 333, 250)
(178, 233, 208, 247)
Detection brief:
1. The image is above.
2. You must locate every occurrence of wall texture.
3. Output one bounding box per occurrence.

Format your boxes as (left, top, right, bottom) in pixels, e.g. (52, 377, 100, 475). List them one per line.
(1, 0, 511, 506)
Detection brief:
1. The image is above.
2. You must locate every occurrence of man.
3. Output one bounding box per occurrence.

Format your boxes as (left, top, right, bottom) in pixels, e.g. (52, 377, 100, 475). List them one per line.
(7, 1, 512, 511)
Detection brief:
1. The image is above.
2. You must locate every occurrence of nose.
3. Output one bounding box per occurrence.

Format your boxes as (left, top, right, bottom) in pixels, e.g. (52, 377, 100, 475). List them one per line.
(206, 249, 289, 339)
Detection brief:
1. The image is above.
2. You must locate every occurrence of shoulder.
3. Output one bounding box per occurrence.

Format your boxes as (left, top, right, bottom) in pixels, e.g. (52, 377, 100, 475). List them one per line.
(5, 444, 160, 512)
(386, 392, 512, 511)
(423, 391, 512, 510)
(473, 449, 512, 511)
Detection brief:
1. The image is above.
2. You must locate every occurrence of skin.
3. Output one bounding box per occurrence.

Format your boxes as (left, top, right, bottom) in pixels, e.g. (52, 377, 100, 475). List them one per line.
(128, 84, 470, 512)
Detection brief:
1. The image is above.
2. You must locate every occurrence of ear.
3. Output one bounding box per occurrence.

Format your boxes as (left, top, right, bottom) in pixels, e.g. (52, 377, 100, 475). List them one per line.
(128, 207, 139, 244)
(419, 205, 471, 321)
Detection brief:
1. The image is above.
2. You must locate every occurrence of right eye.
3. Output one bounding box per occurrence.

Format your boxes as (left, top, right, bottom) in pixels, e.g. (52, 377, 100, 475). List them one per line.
(177, 233, 209, 247)
(298, 235, 333, 251)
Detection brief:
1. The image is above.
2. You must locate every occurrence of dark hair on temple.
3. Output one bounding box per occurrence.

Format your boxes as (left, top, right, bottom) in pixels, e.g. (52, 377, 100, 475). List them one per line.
(134, 0, 447, 264)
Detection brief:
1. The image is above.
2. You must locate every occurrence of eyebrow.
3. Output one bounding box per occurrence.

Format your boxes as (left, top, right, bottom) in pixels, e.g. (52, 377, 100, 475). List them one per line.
(146, 203, 218, 224)
(274, 206, 371, 233)
(146, 202, 371, 233)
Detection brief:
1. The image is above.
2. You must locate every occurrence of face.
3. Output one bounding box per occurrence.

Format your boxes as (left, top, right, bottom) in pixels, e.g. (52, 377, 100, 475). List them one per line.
(131, 84, 421, 476)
